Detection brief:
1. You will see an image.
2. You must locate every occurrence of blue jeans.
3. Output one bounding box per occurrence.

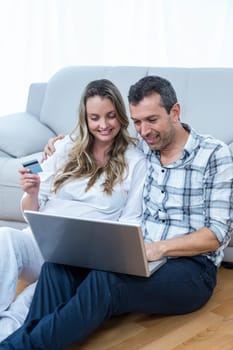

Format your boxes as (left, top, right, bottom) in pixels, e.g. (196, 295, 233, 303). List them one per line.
(0, 256, 217, 350)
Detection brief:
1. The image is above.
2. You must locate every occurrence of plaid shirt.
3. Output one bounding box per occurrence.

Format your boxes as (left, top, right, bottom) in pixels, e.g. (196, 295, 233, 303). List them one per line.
(141, 124, 233, 266)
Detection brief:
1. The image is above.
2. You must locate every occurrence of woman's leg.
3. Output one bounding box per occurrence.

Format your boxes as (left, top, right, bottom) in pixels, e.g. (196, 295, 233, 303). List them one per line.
(0, 282, 37, 342)
(0, 227, 43, 313)
(0, 226, 43, 341)
(0, 256, 217, 350)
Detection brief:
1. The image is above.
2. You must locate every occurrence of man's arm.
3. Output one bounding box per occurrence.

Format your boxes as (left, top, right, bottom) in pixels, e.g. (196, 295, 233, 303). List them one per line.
(146, 143, 233, 262)
(145, 227, 220, 261)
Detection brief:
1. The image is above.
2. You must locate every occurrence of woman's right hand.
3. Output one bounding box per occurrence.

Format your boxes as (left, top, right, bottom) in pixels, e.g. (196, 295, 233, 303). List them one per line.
(19, 167, 40, 196)
(41, 134, 65, 162)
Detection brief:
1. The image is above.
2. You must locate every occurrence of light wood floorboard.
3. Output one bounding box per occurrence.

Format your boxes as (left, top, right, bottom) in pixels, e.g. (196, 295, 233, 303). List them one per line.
(17, 267, 233, 350)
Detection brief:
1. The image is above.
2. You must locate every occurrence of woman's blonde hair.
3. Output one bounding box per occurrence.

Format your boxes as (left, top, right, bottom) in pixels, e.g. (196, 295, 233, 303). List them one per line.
(53, 79, 136, 194)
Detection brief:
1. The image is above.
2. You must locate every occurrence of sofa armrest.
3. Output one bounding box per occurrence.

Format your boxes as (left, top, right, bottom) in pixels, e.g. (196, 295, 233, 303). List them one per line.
(26, 83, 47, 118)
(0, 112, 56, 158)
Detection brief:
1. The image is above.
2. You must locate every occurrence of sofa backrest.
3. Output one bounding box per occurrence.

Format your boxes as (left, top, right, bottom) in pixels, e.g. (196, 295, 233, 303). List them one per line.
(40, 66, 233, 145)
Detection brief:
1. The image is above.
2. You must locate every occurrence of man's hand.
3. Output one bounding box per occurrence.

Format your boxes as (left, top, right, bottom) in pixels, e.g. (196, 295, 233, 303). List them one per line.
(144, 228, 220, 262)
(144, 242, 165, 261)
(41, 134, 65, 162)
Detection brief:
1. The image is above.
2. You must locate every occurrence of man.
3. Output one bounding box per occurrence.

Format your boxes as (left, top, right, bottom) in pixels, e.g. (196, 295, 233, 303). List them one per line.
(128, 76, 232, 266)
(1, 76, 233, 349)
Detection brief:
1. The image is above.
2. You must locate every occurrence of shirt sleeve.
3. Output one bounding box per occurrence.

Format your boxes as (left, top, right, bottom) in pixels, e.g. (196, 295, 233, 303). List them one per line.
(20, 135, 73, 214)
(119, 153, 147, 225)
(38, 135, 73, 209)
(204, 143, 233, 247)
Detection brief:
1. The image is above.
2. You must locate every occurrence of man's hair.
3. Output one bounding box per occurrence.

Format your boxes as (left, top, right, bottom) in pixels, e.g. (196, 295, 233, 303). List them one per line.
(128, 76, 178, 114)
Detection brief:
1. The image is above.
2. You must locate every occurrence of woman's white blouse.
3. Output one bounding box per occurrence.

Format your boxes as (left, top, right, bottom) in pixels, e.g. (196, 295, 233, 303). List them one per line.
(31, 135, 147, 225)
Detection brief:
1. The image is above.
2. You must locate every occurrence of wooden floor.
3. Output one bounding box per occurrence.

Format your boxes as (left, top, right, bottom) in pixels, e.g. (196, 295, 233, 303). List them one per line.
(18, 266, 233, 350)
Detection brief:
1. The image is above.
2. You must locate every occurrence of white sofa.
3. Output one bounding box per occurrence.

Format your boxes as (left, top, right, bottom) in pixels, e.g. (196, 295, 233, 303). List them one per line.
(0, 66, 232, 261)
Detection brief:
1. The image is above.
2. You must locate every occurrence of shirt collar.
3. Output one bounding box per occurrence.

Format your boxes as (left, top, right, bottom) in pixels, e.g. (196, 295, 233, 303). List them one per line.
(140, 123, 201, 162)
(182, 123, 200, 160)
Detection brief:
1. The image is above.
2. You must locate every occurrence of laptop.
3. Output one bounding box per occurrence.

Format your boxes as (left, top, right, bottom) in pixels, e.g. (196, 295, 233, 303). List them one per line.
(24, 210, 166, 277)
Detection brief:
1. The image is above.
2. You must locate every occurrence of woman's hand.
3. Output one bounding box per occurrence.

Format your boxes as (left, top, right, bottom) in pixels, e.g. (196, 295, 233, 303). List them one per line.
(41, 134, 65, 162)
(19, 167, 40, 196)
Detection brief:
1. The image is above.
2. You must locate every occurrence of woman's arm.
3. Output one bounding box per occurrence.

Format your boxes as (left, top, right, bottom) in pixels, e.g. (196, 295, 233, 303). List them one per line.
(21, 135, 73, 214)
(19, 167, 40, 211)
(119, 151, 147, 224)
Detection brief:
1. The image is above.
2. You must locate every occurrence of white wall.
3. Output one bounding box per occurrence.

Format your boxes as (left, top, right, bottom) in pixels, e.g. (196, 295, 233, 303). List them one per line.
(0, 0, 233, 115)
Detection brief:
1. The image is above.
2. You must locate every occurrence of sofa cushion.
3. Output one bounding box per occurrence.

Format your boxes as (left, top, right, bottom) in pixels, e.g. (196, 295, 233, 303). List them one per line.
(40, 67, 107, 135)
(184, 69, 233, 144)
(0, 152, 42, 222)
(229, 142, 233, 152)
(39, 66, 148, 136)
(0, 113, 55, 158)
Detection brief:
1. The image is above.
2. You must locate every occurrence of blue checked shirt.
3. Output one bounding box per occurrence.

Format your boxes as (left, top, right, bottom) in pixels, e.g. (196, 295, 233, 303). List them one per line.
(140, 124, 233, 266)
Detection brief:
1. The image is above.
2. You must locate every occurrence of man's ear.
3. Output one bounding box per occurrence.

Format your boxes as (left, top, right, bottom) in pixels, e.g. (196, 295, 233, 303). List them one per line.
(171, 103, 180, 122)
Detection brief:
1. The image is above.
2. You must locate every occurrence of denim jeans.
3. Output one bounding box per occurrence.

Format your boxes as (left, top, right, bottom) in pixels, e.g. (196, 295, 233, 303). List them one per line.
(0, 255, 217, 350)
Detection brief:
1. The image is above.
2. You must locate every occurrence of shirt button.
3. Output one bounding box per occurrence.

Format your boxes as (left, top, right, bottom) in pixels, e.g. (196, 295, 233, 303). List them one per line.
(161, 190, 164, 194)
(161, 169, 165, 173)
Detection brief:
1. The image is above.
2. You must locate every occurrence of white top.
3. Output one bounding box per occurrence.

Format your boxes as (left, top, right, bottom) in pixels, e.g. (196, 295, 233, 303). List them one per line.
(24, 135, 147, 225)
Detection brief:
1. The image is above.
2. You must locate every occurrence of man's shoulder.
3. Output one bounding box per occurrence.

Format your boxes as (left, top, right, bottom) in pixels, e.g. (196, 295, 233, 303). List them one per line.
(191, 128, 231, 154)
(54, 135, 74, 153)
(190, 132, 233, 171)
(125, 144, 146, 162)
(198, 133, 232, 155)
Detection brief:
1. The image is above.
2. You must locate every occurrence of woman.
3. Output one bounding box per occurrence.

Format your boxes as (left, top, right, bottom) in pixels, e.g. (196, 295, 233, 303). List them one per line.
(0, 79, 146, 342)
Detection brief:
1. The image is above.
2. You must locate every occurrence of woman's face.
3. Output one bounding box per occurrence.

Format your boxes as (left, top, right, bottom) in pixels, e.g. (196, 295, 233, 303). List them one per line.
(86, 96, 121, 145)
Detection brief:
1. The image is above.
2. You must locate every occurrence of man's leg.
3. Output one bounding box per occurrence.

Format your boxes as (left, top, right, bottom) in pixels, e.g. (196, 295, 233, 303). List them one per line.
(0, 256, 217, 350)
(0, 263, 126, 349)
(120, 256, 217, 315)
(26, 263, 90, 321)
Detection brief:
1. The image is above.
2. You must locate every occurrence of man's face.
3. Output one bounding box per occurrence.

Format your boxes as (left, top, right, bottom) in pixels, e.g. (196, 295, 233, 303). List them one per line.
(129, 93, 179, 151)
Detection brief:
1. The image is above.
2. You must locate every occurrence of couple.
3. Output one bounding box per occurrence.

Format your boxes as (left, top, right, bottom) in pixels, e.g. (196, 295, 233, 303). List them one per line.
(0, 75, 233, 349)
